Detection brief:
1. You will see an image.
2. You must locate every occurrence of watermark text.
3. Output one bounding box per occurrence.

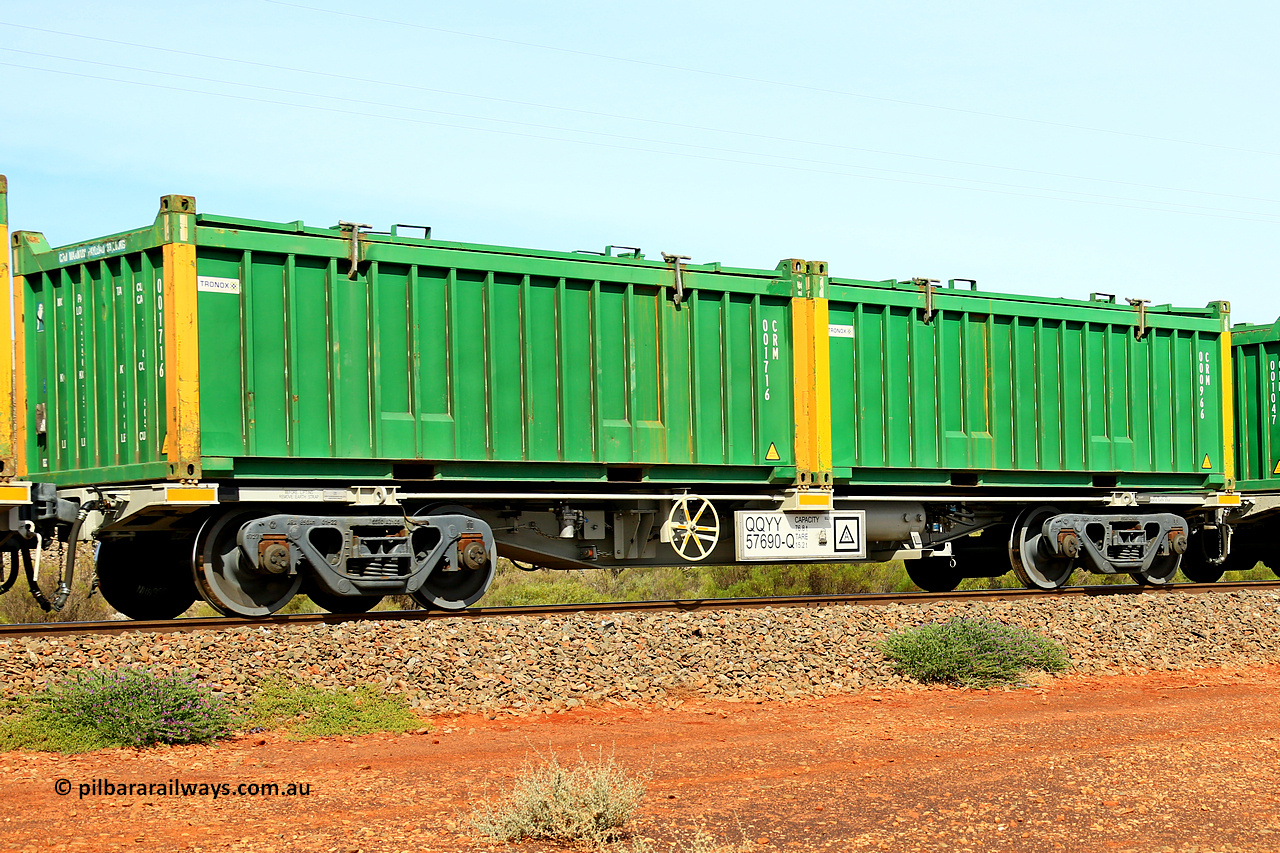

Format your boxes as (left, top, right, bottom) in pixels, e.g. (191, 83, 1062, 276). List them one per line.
(54, 778, 311, 799)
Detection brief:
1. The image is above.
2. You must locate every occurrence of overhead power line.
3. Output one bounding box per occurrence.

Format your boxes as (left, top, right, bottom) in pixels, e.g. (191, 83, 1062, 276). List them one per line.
(6, 46, 1276, 220)
(263, 0, 1280, 159)
(0, 21, 1274, 209)
(2, 58, 1276, 227)
(5, 46, 1274, 220)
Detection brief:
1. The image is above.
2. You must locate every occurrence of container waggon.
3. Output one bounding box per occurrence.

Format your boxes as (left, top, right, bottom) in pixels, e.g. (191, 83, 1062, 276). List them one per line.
(0, 181, 1253, 618)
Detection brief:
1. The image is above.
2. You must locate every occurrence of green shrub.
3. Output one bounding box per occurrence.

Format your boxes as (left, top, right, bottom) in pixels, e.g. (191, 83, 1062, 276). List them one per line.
(483, 570, 607, 607)
(245, 676, 420, 739)
(0, 697, 112, 753)
(882, 617, 1069, 687)
(470, 751, 646, 846)
(0, 668, 233, 751)
(708, 561, 913, 596)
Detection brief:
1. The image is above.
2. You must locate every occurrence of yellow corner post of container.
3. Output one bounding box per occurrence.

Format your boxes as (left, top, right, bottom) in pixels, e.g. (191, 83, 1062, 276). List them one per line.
(162, 203, 202, 481)
(809, 293, 832, 477)
(790, 295, 813, 482)
(789, 260, 833, 487)
(1219, 306, 1235, 489)
(0, 175, 13, 479)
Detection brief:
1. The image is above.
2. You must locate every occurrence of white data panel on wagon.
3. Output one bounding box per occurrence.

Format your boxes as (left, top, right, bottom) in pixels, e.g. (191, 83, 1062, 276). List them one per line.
(733, 510, 866, 561)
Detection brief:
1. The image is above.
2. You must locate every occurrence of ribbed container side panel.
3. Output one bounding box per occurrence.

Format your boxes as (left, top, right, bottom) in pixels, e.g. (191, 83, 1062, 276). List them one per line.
(828, 285, 1228, 487)
(21, 249, 169, 481)
(194, 239, 794, 479)
(1233, 323, 1280, 489)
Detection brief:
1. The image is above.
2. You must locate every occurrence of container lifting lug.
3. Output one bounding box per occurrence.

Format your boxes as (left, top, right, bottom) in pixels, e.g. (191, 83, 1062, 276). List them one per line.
(338, 221, 371, 281)
(663, 252, 692, 305)
(1127, 298, 1150, 340)
(913, 278, 939, 323)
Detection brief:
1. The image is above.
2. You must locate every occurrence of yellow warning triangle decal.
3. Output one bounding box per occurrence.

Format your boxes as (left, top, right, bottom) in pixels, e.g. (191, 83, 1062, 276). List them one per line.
(765, 442, 781, 462)
(1201, 453, 1213, 470)
(1274, 459, 1280, 476)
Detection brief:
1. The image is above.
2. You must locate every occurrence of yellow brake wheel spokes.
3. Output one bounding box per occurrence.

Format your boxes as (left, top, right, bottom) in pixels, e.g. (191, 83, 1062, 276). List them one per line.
(668, 496, 720, 562)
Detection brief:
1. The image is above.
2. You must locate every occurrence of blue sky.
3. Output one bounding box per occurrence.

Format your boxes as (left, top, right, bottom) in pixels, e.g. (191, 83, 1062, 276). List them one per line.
(2, 0, 1277, 323)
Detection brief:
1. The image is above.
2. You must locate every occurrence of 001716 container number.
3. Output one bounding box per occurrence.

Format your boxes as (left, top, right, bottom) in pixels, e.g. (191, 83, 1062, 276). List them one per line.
(761, 319, 779, 401)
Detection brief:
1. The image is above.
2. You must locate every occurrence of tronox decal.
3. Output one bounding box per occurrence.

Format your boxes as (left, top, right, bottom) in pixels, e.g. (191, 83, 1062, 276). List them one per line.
(197, 276, 241, 294)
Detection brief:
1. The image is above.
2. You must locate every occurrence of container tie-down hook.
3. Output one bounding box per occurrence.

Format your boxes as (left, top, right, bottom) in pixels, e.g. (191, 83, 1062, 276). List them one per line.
(913, 278, 939, 323)
(663, 253, 692, 305)
(1127, 298, 1150, 339)
(338, 221, 371, 280)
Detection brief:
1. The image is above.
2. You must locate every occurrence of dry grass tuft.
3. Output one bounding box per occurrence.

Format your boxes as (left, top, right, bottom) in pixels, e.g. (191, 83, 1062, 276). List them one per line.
(470, 750, 646, 847)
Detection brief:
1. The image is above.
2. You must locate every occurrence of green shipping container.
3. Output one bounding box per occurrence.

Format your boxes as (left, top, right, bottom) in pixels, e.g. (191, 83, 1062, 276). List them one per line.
(1232, 319, 1280, 491)
(10, 196, 801, 488)
(825, 278, 1233, 490)
(9, 191, 1234, 496)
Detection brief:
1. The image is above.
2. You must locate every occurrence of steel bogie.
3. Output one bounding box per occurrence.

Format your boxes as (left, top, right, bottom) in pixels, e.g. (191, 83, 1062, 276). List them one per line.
(1045, 512, 1188, 585)
(1005, 506, 1193, 589)
(189, 508, 498, 615)
(1049, 514, 1187, 573)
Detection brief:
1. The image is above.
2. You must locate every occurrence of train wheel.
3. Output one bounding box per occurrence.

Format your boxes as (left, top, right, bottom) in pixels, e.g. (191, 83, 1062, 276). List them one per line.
(1179, 560, 1224, 584)
(1178, 530, 1225, 583)
(411, 556, 495, 611)
(1130, 554, 1180, 586)
(302, 577, 384, 614)
(96, 537, 199, 621)
(407, 504, 497, 611)
(410, 567, 492, 611)
(193, 511, 301, 617)
(1009, 506, 1075, 590)
(904, 556, 963, 592)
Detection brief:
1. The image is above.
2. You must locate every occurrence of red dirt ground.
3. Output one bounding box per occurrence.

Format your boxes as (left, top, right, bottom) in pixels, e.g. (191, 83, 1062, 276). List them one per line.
(4, 665, 1280, 853)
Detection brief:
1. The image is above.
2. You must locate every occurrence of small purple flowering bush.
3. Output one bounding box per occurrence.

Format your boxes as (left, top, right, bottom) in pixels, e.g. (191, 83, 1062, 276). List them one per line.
(0, 668, 234, 752)
(882, 617, 1069, 687)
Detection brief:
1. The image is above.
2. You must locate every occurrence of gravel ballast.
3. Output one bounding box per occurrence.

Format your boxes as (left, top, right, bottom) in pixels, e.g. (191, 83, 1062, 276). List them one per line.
(3, 590, 1279, 715)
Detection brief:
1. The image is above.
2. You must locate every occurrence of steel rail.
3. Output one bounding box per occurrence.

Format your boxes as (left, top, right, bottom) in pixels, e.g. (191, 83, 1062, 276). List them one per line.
(2, 579, 1279, 640)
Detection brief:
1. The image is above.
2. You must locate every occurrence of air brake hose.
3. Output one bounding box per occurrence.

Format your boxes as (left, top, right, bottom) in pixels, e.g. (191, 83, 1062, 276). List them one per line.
(0, 552, 18, 594)
(51, 503, 95, 612)
(22, 546, 51, 612)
